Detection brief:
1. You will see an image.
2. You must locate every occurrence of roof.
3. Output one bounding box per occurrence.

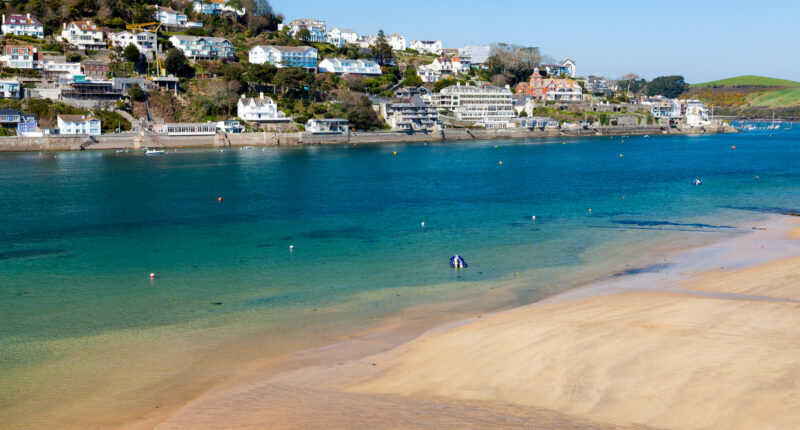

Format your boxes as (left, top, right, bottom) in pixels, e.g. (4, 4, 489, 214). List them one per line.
(331, 27, 356, 33)
(58, 115, 98, 123)
(239, 95, 276, 106)
(157, 6, 184, 14)
(308, 118, 348, 123)
(4, 45, 36, 54)
(82, 59, 109, 65)
(67, 20, 99, 30)
(322, 58, 379, 67)
(3, 14, 42, 26)
(253, 45, 315, 53)
(0, 109, 22, 116)
(171, 35, 230, 44)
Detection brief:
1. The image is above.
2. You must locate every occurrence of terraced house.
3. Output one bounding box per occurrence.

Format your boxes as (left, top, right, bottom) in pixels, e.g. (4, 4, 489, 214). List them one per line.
(1, 46, 42, 69)
(318, 58, 382, 76)
(169, 35, 234, 61)
(60, 21, 106, 50)
(1, 14, 44, 38)
(248, 45, 317, 70)
(286, 19, 327, 42)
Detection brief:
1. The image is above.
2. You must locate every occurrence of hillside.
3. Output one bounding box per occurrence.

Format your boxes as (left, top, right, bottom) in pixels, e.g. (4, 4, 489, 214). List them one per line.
(692, 75, 800, 88)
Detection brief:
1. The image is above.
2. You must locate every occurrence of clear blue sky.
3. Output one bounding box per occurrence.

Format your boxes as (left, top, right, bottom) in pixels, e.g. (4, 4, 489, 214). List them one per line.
(271, 0, 800, 83)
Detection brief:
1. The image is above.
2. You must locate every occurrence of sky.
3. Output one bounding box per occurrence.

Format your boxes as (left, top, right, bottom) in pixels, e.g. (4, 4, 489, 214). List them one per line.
(271, 0, 800, 83)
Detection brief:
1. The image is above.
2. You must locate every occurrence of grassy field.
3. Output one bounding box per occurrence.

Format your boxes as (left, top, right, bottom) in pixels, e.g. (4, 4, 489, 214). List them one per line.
(692, 75, 800, 88)
(746, 88, 800, 107)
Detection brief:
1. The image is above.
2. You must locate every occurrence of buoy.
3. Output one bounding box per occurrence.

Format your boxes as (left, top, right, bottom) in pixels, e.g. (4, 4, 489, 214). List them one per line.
(531, 215, 536, 220)
(393, 151, 397, 155)
(289, 245, 294, 251)
(494, 145, 498, 148)
(731, 146, 736, 149)
(619, 154, 623, 157)
(588, 208, 592, 213)
(218, 197, 223, 202)
(150, 273, 155, 279)
(499, 161, 503, 164)
(622, 196, 626, 199)
(756, 176, 759, 180)
(421, 222, 425, 227)
(562, 142, 565, 145)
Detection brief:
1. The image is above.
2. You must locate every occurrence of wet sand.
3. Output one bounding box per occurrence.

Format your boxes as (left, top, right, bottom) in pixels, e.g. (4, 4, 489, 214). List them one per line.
(155, 218, 800, 429)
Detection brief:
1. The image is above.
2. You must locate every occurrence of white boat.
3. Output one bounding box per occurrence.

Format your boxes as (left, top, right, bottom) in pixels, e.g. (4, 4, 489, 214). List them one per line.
(693, 178, 703, 186)
(145, 149, 165, 156)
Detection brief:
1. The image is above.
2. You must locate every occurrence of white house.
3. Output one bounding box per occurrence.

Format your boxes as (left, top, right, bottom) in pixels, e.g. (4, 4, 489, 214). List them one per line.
(237, 93, 287, 122)
(57, 115, 102, 135)
(354, 35, 377, 49)
(306, 118, 349, 134)
(410, 40, 442, 55)
(1, 14, 44, 38)
(169, 35, 235, 60)
(380, 95, 441, 131)
(0, 80, 21, 99)
(60, 21, 105, 50)
(109, 31, 157, 53)
(42, 56, 82, 76)
(431, 83, 515, 128)
(248, 45, 317, 70)
(684, 100, 710, 127)
(458, 45, 490, 64)
(420, 56, 470, 75)
(387, 33, 406, 51)
(327, 28, 358, 47)
(2, 45, 41, 69)
(155, 7, 201, 27)
(318, 58, 382, 75)
(193, 0, 245, 16)
(287, 19, 326, 43)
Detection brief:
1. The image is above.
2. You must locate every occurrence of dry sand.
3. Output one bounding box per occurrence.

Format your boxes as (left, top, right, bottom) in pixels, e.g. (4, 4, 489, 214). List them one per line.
(155, 218, 800, 429)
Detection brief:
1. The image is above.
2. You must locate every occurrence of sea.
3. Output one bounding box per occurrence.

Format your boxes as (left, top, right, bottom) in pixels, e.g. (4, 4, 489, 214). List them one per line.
(1, 125, 799, 424)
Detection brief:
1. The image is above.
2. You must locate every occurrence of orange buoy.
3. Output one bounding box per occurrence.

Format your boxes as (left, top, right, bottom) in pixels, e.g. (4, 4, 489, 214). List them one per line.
(731, 146, 736, 149)
(218, 197, 223, 202)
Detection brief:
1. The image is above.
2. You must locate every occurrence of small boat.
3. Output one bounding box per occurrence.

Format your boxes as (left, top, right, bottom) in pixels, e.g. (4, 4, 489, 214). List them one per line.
(241, 146, 254, 150)
(450, 255, 467, 269)
(692, 178, 703, 186)
(643, 135, 650, 138)
(145, 149, 165, 156)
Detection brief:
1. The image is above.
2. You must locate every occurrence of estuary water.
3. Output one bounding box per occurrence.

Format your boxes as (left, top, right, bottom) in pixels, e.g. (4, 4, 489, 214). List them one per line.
(1, 127, 799, 425)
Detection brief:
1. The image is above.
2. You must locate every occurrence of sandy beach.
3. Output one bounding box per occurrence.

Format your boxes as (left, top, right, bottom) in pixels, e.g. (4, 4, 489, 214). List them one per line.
(154, 217, 800, 430)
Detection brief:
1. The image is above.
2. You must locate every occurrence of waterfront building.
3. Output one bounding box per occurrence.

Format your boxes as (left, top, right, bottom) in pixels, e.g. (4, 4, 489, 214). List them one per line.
(17, 114, 41, 136)
(193, 0, 245, 16)
(0, 80, 21, 99)
(0, 108, 22, 124)
(514, 116, 559, 129)
(287, 19, 327, 43)
(2, 46, 42, 69)
(542, 58, 577, 77)
(380, 94, 441, 131)
(387, 33, 407, 51)
(410, 40, 443, 55)
(318, 58, 382, 76)
(431, 83, 515, 128)
(216, 120, 244, 133)
(326, 28, 358, 47)
(109, 31, 157, 53)
(169, 35, 235, 61)
(248, 45, 318, 70)
(516, 68, 582, 102)
(306, 118, 349, 134)
(650, 97, 682, 119)
(153, 122, 216, 135)
(1, 14, 44, 38)
(458, 45, 491, 64)
(82, 60, 110, 78)
(60, 21, 105, 50)
(57, 115, 102, 135)
(237, 93, 287, 123)
(684, 100, 710, 127)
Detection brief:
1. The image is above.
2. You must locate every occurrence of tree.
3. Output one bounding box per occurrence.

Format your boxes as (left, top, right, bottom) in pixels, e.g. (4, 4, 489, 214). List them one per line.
(645, 75, 688, 98)
(434, 77, 458, 92)
(295, 28, 311, 42)
(164, 48, 192, 77)
(123, 43, 140, 63)
(401, 66, 423, 87)
(128, 83, 145, 101)
(273, 67, 314, 95)
(485, 44, 542, 86)
(371, 30, 394, 66)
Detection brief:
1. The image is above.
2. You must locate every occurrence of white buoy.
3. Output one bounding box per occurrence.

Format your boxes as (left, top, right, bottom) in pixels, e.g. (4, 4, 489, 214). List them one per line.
(150, 273, 155, 279)
(289, 245, 294, 251)
(532, 215, 536, 220)
(421, 222, 425, 227)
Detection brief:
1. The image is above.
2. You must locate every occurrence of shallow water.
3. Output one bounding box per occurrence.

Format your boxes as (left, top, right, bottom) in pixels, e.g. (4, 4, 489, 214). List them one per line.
(1, 128, 799, 422)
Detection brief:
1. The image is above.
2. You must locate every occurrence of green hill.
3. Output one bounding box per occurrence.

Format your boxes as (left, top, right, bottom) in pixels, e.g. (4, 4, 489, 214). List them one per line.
(692, 75, 800, 88)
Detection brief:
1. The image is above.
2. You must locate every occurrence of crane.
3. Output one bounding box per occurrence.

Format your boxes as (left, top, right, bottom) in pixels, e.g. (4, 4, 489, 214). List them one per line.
(125, 22, 165, 78)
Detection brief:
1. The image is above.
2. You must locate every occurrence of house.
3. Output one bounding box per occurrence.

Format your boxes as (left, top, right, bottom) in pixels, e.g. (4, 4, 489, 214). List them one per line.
(237, 93, 287, 123)
(57, 114, 102, 135)
(60, 21, 105, 50)
(354, 35, 377, 49)
(193, 0, 245, 16)
(458, 45, 491, 64)
(112, 77, 152, 92)
(584, 75, 611, 95)
(287, 19, 326, 43)
(418, 68, 438, 83)
(318, 58, 381, 75)
(109, 31, 157, 54)
(82, 60, 110, 78)
(387, 33, 406, 51)
(684, 100, 710, 127)
(305, 118, 349, 134)
(515, 116, 559, 129)
(410, 40, 442, 55)
(0, 109, 22, 124)
(1, 14, 44, 38)
(418, 56, 471, 82)
(216, 120, 243, 133)
(380, 95, 441, 131)
(169, 35, 235, 61)
(650, 97, 682, 120)
(248, 45, 317, 70)
(155, 7, 201, 28)
(42, 55, 82, 76)
(2, 45, 42, 69)
(17, 114, 41, 136)
(431, 83, 515, 128)
(0, 80, 21, 99)
(61, 78, 123, 101)
(515, 68, 582, 102)
(153, 122, 216, 135)
(326, 28, 358, 47)
(395, 86, 431, 101)
(542, 58, 576, 77)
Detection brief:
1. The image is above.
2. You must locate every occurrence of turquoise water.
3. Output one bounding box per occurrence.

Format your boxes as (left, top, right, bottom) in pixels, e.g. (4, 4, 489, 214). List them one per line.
(1, 128, 799, 404)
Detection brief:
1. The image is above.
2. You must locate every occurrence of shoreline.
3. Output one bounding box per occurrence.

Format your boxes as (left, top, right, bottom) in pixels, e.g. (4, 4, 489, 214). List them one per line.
(0, 123, 736, 153)
(151, 215, 800, 429)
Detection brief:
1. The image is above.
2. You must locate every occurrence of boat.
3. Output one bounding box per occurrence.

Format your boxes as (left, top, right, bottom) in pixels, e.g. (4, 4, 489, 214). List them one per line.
(693, 178, 703, 186)
(450, 255, 467, 269)
(145, 149, 165, 156)
(643, 135, 650, 138)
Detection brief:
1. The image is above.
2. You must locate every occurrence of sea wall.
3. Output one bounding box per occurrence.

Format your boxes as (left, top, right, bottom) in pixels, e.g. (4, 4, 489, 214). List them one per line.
(0, 124, 736, 152)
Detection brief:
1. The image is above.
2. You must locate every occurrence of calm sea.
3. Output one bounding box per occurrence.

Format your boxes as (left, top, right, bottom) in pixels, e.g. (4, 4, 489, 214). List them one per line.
(1, 126, 798, 420)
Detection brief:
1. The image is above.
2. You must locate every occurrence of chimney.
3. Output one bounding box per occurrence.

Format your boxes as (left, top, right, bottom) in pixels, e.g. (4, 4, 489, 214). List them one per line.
(63, 23, 66, 30)
(27, 13, 31, 19)
(259, 92, 263, 99)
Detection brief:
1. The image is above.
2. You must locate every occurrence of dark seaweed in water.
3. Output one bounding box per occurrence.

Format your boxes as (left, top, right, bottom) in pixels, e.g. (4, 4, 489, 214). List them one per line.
(303, 226, 376, 240)
(611, 263, 671, 277)
(613, 220, 735, 229)
(724, 206, 800, 216)
(0, 248, 66, 260)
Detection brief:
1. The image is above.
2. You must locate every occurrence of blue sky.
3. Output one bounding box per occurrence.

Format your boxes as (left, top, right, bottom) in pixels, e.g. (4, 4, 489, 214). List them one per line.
(271, 0, 800, 83)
